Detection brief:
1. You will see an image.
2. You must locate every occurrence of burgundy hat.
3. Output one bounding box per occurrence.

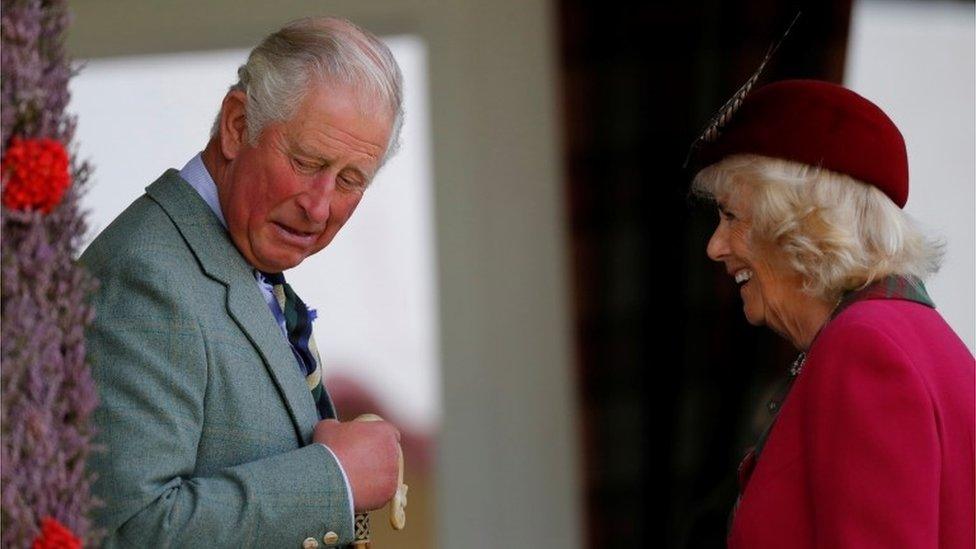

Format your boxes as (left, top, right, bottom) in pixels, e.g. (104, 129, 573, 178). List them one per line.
(695, 79, 909, 208)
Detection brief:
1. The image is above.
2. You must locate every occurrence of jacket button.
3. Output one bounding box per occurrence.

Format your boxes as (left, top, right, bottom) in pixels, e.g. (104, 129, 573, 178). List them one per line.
(302, 537, 319, 549)
(323, 531, 340, 546)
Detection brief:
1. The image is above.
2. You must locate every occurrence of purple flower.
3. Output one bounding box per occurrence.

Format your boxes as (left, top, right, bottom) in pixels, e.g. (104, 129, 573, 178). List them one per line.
(2, 0, 102, 546)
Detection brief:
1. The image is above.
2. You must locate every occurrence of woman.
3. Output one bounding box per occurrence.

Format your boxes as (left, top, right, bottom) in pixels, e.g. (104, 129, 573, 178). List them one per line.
(692, 80, 974, 548)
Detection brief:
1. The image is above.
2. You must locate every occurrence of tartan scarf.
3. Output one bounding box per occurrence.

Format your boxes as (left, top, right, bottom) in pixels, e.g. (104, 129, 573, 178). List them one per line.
(260, 271, 334, 420)
(832, 274, 934, 318)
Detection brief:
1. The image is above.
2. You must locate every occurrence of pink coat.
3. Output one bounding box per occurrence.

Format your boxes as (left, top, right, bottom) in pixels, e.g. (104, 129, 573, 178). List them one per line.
(728, 298, 975, 548)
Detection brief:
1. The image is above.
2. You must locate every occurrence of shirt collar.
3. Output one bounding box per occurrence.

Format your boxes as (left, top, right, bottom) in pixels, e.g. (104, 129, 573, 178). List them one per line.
(179, 152, 227, 228)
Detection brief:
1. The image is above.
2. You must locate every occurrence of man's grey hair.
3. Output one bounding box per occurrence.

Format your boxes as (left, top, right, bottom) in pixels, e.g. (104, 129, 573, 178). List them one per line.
(212, 16, 404, 164)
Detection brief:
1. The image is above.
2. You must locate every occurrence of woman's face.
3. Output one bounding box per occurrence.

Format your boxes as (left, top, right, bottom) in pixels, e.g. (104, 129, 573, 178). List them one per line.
(706, 185, 806, 334)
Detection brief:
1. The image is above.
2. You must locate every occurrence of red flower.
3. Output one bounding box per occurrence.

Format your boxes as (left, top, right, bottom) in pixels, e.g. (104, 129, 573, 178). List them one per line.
(32, 517, 82, 549)
(2, 137, 71, 213)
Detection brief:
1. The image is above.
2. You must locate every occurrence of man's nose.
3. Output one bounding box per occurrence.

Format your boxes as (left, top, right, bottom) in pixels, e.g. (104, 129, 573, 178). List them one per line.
(296, 175, 335, 224)
(706, 225, 727, 262)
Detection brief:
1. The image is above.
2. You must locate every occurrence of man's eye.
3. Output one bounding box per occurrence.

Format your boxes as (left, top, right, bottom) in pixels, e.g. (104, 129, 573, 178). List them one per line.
(293, 158, 318, 171)
(338, 176, 365, 191)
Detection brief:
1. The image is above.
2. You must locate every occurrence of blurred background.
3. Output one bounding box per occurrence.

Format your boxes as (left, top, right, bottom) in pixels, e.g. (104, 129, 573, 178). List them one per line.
(67, 0, 973, 547)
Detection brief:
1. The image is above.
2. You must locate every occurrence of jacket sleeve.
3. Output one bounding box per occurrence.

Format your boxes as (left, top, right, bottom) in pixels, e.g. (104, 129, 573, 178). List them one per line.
(84, 250, 354, 548)
(802, 321, 939, 548)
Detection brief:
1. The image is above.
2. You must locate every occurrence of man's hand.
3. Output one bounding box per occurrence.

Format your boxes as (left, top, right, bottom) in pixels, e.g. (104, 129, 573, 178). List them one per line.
(314, 419, 401, 512)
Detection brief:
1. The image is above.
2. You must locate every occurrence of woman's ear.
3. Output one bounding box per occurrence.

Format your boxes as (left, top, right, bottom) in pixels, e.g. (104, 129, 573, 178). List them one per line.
(218, 90, 248, 160)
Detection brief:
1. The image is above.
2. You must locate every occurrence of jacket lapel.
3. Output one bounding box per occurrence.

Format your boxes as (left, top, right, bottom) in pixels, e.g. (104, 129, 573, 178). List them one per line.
(145, 170, 320, 443)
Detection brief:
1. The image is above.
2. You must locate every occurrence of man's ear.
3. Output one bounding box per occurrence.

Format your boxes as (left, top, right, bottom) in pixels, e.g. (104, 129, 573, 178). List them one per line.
(218, 90, 249, 160)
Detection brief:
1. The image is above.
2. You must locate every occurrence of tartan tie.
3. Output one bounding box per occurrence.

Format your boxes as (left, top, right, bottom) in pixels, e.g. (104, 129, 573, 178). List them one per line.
(260, 271, 336, 420)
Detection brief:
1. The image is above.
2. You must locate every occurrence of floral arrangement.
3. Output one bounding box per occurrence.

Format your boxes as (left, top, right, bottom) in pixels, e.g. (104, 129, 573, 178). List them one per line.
(2, 137, 72, 213)
(31, 517, 82, 549)
(1, 0, 101, 546)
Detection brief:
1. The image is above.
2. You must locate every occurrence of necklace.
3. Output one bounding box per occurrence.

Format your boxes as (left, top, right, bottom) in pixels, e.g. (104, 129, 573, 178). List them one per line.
(789, 295, 843, 378)
(789, 352, 806, 377)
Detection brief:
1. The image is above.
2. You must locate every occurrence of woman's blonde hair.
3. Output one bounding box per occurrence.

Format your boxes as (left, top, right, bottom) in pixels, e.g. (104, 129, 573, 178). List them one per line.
(692, 154, 943, 300)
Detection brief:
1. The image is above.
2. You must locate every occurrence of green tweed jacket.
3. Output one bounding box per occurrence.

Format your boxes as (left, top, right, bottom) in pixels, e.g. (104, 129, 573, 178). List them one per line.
(80, 170, 353, 548)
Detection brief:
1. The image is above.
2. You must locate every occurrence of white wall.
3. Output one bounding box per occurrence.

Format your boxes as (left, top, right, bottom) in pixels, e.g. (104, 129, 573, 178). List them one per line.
(846, 0, 976, 351)
(70, 37, 441, 432)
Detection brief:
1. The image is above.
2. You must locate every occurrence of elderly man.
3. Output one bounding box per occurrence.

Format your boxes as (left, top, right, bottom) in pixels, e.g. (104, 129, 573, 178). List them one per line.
(81, 17, 402, 548)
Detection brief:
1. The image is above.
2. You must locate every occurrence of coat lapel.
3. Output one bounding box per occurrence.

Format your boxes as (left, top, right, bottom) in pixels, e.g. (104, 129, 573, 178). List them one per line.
(145, 169, 320, 443)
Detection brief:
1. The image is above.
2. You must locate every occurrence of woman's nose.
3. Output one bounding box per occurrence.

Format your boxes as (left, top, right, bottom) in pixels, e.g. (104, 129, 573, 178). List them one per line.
(706, 225, 728, 262)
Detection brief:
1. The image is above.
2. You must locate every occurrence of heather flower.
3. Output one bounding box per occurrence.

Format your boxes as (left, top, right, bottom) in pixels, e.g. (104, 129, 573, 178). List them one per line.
(2, 0, 101, 546)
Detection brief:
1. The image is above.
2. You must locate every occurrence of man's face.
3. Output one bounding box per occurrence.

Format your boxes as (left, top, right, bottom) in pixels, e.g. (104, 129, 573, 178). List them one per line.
(218, 83, 392, 272)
